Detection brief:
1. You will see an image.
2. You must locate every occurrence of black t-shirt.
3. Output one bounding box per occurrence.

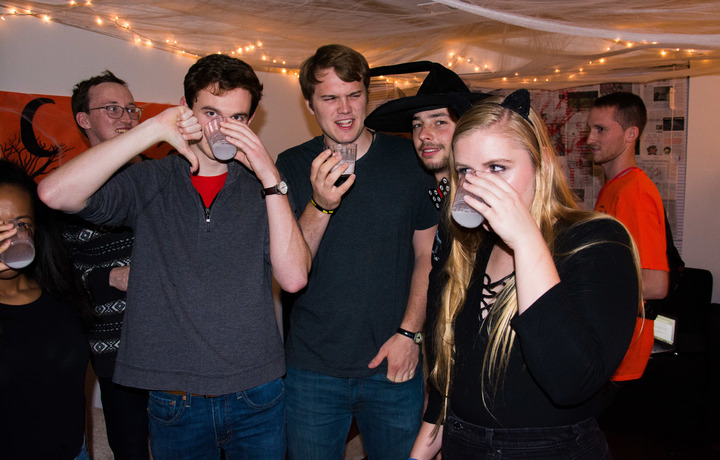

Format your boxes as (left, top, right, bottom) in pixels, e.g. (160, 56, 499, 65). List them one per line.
(277, 133, 438, 377)
(0, 291, 90, 459)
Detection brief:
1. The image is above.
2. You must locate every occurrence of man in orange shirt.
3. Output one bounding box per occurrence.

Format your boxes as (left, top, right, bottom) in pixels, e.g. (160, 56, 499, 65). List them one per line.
(587, 91, 669, 380)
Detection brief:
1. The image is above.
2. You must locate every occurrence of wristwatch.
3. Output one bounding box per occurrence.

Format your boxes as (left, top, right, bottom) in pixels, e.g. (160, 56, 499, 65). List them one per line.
(396, 327, 423, 345)
(261, 181, 288, 198)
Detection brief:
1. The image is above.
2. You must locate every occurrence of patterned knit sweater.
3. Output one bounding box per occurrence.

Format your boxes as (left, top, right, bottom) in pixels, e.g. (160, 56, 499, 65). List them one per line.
(63, 216, 133, 379)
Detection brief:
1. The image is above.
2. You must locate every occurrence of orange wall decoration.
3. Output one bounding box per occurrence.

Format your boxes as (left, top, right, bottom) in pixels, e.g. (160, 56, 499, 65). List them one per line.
(0, 90, 176, 182)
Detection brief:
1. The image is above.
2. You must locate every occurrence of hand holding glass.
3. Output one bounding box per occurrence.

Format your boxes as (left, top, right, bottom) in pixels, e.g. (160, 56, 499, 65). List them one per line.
(330, 143, 357, 176)
(0, 220, 35, 269)
(451, 170, 485, 228)
(204, 118, 237, 161)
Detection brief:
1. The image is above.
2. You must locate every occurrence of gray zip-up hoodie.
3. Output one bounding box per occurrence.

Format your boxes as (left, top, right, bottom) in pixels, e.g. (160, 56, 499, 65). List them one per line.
(78, 154, 284, 394)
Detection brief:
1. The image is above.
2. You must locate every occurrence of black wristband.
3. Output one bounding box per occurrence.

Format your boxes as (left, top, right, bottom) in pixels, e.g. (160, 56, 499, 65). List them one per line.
(310, 198, 335, 215)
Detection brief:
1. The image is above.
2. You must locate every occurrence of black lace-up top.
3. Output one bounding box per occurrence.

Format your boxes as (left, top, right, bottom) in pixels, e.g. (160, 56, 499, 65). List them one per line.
(477, 272, 514, 322)
(424, 218, 639, 428)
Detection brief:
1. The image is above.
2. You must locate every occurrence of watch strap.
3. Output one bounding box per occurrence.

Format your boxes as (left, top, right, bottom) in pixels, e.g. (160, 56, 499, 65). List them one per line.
(261, 181, 287, 197)
(396, 327, 422, 344)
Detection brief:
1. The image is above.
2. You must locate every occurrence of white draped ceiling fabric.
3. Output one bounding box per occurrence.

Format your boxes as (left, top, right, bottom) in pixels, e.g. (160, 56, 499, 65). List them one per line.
(2, 0, 720, 90)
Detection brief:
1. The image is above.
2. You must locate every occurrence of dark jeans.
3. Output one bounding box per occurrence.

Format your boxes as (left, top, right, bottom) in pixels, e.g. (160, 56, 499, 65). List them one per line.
(147, 378, 286, 460)
(285, 365, 424, 460)
(443, 412, 612, 459)
(99, 377, 150, 460)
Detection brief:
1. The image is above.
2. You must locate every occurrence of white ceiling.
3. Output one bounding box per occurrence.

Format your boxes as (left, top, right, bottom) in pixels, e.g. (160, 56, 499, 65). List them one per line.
(3, 0, 720, 89)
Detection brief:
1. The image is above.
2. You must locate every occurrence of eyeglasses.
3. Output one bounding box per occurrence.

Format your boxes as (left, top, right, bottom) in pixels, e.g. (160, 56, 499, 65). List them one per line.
(88, 105, 143, 120)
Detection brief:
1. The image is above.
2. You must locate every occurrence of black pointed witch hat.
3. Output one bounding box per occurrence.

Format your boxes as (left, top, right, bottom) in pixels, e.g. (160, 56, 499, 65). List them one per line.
(365, 61, 490, 133)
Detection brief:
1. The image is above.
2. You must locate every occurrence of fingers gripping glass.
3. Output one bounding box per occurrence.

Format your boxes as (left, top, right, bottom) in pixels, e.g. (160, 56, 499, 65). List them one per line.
(0, 219, 35, 269)
(88, 105, 143, 120)
(452, 170, 485, 228)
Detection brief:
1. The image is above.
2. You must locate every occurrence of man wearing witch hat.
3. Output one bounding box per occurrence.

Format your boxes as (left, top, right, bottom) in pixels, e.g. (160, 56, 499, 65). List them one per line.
(366, 62, 489, 210)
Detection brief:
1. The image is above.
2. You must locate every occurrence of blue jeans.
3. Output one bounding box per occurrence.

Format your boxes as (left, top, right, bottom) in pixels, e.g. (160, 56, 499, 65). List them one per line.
(285, 366, 424, 460)
(442, 412, 612, 459)
(73, 436, 90, 460)
(147, 378, 286, 460)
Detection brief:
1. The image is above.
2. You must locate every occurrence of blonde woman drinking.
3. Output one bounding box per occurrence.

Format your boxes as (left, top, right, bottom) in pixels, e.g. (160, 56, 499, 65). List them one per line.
(411, 90, 641, 459)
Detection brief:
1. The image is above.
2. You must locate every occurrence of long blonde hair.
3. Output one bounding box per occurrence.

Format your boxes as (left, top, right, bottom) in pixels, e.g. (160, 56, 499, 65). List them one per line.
(429, 95, 642, 428)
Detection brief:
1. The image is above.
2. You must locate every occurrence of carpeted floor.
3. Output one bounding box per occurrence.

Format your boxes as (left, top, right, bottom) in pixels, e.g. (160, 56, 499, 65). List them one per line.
(87, 407, 114, 460)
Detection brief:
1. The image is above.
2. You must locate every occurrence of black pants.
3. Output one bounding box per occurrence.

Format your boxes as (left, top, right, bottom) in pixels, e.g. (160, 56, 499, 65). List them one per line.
(443, 412, 612, 459)
(98, 377, 150, 460)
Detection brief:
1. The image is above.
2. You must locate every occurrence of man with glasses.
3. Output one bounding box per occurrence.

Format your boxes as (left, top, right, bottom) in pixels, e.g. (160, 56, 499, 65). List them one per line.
(73, 71, 143, 150)
(64, 70, 150, 459)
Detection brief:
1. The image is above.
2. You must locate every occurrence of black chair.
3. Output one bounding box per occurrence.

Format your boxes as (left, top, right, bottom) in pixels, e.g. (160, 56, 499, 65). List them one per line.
(600, 267, 718, 452)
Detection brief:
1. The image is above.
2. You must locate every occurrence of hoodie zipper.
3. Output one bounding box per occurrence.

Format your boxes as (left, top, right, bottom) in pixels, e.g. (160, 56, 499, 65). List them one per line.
(202, 191, 222, 225)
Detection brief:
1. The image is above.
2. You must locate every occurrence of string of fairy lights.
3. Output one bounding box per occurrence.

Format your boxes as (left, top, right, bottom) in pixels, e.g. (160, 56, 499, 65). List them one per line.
(0, 2, 704, 86)
(443, 43, 699, 85)
(377, 42, 698, 88)
(0, 2, 298, 76)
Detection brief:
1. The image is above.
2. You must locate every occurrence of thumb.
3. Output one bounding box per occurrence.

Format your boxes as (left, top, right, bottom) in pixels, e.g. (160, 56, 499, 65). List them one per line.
(171, 106, 200, 173)
(176, 144, 199, 173)
(367, 348, 387, 369)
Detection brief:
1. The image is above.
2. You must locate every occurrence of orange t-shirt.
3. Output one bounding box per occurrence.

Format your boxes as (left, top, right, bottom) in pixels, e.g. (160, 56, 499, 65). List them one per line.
(595, 167, 668, 381)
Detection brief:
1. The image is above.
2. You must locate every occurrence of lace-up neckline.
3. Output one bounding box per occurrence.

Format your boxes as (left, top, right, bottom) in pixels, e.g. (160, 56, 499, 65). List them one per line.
(479, 272, 514, 320)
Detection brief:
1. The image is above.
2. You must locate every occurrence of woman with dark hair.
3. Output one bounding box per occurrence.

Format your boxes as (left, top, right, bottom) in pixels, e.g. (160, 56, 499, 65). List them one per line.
(410, 91, 641, 459)
(0, 159, 93, 459)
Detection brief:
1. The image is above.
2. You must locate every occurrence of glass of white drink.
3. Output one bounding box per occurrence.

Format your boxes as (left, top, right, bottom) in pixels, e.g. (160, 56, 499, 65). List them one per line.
(451, 170, 484, 228)
(0, 220, 35, 269)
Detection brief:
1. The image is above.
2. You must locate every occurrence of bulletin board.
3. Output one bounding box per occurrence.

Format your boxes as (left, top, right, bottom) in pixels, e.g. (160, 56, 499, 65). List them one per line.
(526, 79, 688, 251)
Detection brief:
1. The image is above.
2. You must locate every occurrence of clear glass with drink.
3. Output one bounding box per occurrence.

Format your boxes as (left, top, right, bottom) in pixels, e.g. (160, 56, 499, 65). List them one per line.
(0, 220, 35, 269)
(451, 170, 485, 228)
(330, 143, 357, 176)
(204, 117, 237, 161)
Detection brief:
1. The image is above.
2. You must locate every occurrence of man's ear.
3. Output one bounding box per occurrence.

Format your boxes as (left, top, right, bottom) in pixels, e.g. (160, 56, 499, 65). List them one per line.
(625, 126, 639, 143)
(76, 112, 91, 130)
(304, 99, 315, 116)
(180, 96, 189, 108)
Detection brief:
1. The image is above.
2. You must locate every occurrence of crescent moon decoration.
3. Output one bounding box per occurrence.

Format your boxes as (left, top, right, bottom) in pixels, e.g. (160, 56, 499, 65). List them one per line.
(15, 97, 73, 179)
(21, 97, 60, 158)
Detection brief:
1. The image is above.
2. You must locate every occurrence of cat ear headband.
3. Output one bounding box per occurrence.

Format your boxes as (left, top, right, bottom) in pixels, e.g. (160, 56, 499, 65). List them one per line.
(499, 89, 533, 126)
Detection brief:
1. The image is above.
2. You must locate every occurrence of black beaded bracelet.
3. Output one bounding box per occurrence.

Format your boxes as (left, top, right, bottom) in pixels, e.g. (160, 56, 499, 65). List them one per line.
(310, 198, 335, 215)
